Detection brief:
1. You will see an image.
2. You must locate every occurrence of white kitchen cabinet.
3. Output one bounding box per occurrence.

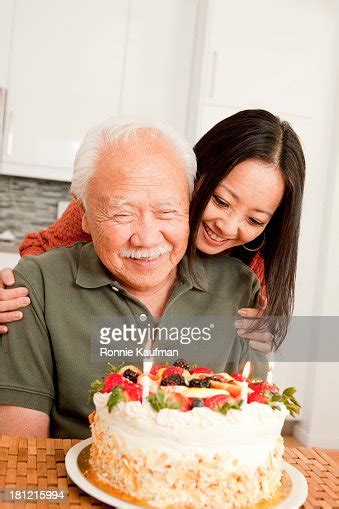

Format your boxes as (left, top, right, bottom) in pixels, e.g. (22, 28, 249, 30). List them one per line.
(0, 0, 198, 181)
(1, 0, 129, 181)
(0, 0, 13, 88)
(120, 0, 197, 134)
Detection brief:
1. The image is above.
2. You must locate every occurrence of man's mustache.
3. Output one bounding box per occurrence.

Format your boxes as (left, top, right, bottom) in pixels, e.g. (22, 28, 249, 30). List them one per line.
(119, 243, 173, 259)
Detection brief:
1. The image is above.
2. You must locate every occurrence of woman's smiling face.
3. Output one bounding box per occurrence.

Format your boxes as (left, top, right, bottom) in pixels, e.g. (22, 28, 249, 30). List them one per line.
(196, 159, 286, 254)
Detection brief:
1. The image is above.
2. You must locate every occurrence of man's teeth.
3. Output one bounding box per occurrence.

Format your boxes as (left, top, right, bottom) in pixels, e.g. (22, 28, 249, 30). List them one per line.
(130, 254, 160, 260)
(204, 223, 227, 242)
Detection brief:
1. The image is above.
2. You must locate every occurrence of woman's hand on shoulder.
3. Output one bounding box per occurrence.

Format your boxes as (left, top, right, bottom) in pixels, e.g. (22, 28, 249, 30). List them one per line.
(0, 268, 30, 334)
(236, 294, 273, 354)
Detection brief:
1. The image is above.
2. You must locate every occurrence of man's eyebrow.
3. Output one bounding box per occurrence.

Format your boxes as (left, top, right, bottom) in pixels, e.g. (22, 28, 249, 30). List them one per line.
(218, 184, 272, 217)
(100, 197, 131, 208)
(156, 201, 178, 207)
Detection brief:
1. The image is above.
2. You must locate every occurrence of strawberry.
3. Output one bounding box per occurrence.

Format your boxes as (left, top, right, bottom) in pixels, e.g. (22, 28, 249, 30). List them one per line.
(249, 381, 277, 394)
(231, 373, 246, 381)
(124, 382, 142, 402)
(204, 394, 232, 411)
(103, 373, 142, 401)
(248, 392, 268, 404)
(161, 366, 184, 378)
(150, 365, 167, 376)
(166, 392, 191, 412)
(103, 373, 125, 393)
(190, 366, 213, 375)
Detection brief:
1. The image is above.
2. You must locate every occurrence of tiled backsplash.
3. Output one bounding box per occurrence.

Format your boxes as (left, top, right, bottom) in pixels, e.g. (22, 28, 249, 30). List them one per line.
(0, 175, 71, 245)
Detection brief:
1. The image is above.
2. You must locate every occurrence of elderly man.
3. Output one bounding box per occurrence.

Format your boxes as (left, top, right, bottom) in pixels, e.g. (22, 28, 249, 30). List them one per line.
(0, 120, 265, 438)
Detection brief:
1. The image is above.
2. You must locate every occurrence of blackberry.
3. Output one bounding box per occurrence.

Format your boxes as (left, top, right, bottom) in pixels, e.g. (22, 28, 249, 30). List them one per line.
(123, 369, 138, 384)
(191, 398, 204, 408)
(189, 378, 211, 388)
(173, 358, 190, 370)
(161, 374, 187, 386)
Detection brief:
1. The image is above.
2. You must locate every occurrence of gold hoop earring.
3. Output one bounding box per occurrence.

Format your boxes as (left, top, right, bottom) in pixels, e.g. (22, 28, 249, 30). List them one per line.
(242, 232, 265, 252)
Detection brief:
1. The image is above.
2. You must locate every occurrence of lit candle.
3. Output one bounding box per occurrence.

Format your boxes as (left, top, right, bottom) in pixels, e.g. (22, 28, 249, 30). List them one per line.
(142, 358, 153, 404)
(241, 361, 251, 406)
(267, 361, 275, 384)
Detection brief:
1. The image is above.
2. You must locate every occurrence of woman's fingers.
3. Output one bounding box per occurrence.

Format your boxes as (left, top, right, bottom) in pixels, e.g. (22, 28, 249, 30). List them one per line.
(0, 269, 27, 334)
(0, 310, 23, 324)
(0, 296, 30, 313)
(258, 294, 267, 309)
(236, 329, 272, 343)
(238, 306, 264, 318)
(0, 286, 29, 300)
(1, 268, 16, 286)
(238, 293, 267, 317)
(248, 340, 272, 354)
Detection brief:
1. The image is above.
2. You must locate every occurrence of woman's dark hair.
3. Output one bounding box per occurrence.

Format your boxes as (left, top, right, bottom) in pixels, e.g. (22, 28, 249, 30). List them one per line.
(188, 109, 305, 348)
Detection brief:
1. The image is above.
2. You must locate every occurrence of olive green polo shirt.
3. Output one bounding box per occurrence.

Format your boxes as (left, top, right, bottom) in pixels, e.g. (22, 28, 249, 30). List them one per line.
(0, 242, 267, 438)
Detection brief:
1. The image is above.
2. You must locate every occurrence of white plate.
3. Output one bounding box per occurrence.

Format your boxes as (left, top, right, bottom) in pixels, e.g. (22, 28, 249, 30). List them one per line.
(65, 438, 308, 509)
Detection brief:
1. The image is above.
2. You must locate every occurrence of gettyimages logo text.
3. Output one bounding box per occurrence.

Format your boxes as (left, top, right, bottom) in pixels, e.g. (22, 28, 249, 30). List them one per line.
(99, 322, 214, 346)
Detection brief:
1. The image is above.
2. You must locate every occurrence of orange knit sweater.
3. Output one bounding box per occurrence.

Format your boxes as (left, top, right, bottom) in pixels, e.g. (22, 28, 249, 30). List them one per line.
(19, 198, 266, 289)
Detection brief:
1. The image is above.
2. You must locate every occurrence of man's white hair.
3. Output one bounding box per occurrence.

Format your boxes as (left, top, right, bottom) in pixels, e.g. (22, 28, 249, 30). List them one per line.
(71, 118, 197, 205)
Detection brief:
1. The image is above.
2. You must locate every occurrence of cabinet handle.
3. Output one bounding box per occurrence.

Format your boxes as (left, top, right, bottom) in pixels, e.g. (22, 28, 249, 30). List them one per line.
(0, 88, 6, 155)
(3, 110, 13, 158)
(209, 51, 217, 99)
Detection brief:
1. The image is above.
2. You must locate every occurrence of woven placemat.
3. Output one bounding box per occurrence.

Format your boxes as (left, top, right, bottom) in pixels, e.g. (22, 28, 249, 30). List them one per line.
(0, 435, 338, 508)
(284, 447, 339, 508)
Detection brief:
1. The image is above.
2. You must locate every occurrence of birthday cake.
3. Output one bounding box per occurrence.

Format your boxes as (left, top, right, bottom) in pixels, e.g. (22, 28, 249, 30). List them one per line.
(88, 361, 300, 508)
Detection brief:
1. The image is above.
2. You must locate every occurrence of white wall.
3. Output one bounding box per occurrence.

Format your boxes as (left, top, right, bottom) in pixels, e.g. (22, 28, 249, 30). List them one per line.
(295, 6, 339, 445)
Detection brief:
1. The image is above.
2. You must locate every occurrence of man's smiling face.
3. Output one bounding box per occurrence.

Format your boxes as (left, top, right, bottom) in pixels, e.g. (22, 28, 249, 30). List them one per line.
(82, 133, 190, 293)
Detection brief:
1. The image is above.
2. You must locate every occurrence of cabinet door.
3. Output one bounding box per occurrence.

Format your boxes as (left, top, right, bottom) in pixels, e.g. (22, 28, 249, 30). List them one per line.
(0, 0, 14, 88)
(204, 0, 336, 117)
(120, 0, 197, 134)
(2, 0, 128, 181)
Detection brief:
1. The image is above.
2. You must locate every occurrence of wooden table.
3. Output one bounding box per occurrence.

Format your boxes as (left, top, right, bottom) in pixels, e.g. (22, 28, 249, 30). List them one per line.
(0, 436, 338, 508)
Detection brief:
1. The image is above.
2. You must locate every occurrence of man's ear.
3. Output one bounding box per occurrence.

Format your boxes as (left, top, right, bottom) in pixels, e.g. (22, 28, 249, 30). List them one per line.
(82, 213, 90, 234)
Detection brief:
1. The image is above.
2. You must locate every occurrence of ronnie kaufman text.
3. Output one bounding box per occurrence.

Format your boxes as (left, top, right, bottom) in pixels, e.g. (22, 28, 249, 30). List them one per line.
(100, 347, 179, 358)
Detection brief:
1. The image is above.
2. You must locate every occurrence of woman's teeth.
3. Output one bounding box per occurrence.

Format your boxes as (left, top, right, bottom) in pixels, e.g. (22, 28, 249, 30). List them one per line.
(204, 223, 227, 242)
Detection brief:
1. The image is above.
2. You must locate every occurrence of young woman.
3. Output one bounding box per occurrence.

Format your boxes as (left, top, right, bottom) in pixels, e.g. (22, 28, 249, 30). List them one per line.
(0, 110, 305, 351)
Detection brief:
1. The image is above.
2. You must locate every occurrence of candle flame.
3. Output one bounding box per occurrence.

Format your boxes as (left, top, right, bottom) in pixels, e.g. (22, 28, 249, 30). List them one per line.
(242, 361, 251, 378)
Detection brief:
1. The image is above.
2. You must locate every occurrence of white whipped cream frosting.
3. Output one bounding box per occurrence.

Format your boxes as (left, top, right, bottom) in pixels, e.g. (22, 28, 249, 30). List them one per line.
(93, 392, 288, 466)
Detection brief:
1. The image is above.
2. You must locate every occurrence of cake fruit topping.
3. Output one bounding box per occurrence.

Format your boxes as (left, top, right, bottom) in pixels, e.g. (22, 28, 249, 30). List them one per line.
(122, 369, 139, 384)
(204, 394, 232, 410)
(103, 373, 125, 393)
(89, 363, 301, 418)
(150, 365, 167, 376)
(191, 398, 204, 408)
(161, 374, 187, 386)
(148, 390, 191, 412)
(190, 366, 213, 375)
(248, 392, 269, 404)
(249, 381, 277, 393)
(173, 358, 190, 370)
(188, 377, 211, 388)
(161, 366, 185, 378)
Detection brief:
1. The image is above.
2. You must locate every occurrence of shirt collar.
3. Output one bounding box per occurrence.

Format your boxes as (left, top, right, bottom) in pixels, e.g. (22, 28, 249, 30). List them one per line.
(75, 242, 208, 291)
